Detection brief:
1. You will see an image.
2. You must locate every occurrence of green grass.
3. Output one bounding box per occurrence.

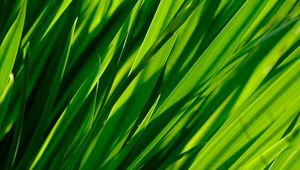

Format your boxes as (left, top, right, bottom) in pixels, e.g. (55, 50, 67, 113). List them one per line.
(1, 0, 300, 169)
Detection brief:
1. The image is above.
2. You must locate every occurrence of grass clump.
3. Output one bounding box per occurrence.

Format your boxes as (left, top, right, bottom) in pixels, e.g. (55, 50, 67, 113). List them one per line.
(1, 0, 300, 169)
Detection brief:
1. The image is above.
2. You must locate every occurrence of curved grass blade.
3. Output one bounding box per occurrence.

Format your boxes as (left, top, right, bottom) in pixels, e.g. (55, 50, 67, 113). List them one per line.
(0, 0, 26, 99)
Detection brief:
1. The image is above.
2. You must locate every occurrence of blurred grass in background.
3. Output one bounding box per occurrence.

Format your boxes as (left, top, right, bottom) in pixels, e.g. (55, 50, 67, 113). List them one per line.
(1, 0, 300, 169)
